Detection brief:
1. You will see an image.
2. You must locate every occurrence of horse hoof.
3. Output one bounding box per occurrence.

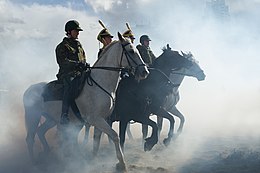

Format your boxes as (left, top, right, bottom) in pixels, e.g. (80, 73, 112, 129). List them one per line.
(116, 162, 127, 172)
(163, 138, 171, 146)
(144, 141, 153, 151)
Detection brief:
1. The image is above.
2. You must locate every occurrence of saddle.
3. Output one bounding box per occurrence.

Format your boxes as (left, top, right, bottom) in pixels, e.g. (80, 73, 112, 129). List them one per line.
(42, 71, 88, 102)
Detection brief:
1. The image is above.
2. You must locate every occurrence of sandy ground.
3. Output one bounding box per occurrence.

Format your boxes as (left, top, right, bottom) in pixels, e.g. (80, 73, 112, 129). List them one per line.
(1, 118, 260, 173)
(0, 91, 260, 173)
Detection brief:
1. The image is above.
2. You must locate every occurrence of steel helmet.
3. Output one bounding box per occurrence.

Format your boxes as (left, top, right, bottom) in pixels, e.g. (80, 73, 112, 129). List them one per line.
(97, 28, 114, 42)
(140, 35, 151, 44)
(65, 20, 83, 32)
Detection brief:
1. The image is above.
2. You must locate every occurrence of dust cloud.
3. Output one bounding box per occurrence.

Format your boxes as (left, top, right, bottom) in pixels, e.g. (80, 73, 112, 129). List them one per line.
(1, 0, 260, 173)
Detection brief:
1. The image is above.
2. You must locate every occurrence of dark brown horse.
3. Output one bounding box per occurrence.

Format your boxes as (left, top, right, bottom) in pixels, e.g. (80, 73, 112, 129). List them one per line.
(93, 45, 199, 152)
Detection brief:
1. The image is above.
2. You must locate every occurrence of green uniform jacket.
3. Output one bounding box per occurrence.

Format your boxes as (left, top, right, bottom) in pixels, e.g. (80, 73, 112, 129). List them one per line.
(56, 37, 86, 80)
(136, 44, 156, 66)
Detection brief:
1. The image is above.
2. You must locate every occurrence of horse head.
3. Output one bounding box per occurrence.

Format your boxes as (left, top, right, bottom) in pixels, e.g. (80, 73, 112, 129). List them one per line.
(153, 44, 193, 76)
(118, 32, 149, 80)
(180, 51, 206, 81)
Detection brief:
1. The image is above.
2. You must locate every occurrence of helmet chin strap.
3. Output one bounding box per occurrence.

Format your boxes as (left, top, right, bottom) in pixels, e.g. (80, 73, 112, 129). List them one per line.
(102, 38, 108, 46)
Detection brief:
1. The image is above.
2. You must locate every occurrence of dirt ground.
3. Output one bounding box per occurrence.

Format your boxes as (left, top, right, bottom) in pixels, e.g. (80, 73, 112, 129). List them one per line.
(1, 119, 260, 173)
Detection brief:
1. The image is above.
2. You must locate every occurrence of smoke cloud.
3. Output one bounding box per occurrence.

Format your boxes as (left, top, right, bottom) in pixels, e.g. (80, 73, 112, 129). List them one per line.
(1, 0, 260, 172)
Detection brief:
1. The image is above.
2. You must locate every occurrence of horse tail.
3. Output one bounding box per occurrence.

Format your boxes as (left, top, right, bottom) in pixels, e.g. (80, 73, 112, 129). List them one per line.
(23, 82, 46, 160)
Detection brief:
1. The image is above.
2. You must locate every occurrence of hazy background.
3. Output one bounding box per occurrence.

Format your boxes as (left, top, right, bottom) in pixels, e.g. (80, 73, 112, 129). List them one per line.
(0, 0, 260, 172)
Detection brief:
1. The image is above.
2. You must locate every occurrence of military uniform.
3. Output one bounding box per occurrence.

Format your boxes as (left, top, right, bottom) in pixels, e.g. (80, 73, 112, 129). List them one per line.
(56, 37, 86, 80)
(136, 44, 156, 66)
(97, 47, 104, 58)
(57, 20, 86, 125)
(123, 29, 135, 43)
(97, 28, 113, 58)
(136, 35, 156, 66)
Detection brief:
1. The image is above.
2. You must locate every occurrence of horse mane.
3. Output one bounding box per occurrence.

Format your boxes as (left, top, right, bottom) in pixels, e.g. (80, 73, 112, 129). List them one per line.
(99, 40, 118, 57)
(94, 40, 119, 65)
(161, 44, 198, 63)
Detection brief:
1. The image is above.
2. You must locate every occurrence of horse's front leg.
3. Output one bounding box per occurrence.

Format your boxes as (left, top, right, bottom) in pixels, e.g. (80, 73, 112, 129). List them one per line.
(143, 118, 158, 151)
(119, 120, 128, 152)
(136, 116, 158, 151)
(155, 108, 175, 146)
(169, 106, 185, 134)
(88, 116, 126, 171)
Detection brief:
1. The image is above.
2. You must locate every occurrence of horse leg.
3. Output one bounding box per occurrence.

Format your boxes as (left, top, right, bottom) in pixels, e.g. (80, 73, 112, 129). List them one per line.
(69, 124, 84, 156)
(157, 116, 163, 139)
(144, 118, 158, 151)
(119, 120, 128, 152)
(88, 116, 126, 171)
(82, 122, 91, 146)
(37, 115, 56, 153)
(170, 106, 185, 134)
(105, 116, 113, 145)
(93, 126, 102, 156)
(25, 109, 41, 163)
(126, 122, 133, 140)
(155, 108, 175, 146)
(142, 124, 148, 143)
(135, 117, 158, 151)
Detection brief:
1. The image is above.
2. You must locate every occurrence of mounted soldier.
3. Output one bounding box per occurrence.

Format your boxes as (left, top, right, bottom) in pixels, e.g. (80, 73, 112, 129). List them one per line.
(55, 20, 88, 124)
(122, 23, 135, 44)
(97, 20, 114, 58)
(136, 35, 156, 67)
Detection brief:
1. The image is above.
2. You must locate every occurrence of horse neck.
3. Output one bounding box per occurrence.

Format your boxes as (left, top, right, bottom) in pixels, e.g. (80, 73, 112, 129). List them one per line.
(87, 43, 122, 94)
(170, 71, 185, 93)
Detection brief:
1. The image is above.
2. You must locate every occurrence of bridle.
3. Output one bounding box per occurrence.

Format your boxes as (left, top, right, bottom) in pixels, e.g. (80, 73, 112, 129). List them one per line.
(120, 42, 146, 74)
(86, 41, 146, 103)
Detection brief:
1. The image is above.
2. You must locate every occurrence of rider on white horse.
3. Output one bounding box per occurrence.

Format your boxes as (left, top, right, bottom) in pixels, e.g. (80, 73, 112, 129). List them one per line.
(55, 20, 89, 125)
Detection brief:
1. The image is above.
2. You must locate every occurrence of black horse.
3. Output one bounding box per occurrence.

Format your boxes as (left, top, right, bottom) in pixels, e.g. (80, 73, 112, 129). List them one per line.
(106, 45, 194, 151)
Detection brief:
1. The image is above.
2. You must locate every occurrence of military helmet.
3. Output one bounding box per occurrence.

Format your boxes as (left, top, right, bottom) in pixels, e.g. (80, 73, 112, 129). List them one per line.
(123, 29, 135, 39)
(140, 35, 151, 44)
(97, 28, 114, 42)
(65, 20, 83, 32)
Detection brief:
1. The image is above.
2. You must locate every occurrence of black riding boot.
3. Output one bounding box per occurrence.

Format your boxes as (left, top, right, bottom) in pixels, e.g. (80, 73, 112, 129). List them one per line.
(60, 77, 73, 125)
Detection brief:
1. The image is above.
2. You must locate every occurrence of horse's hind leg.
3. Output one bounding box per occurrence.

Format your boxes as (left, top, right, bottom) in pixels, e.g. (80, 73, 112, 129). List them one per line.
(89, 116, 126, 171)
(142, 124, 148, 141)
(126, 122, 133, 140)
(82, 122, 91, 146)
(157, 116, 163, 139)
(119, 120, 128, 152)
(93, 126, 102, 156)
(25, 109, 41, 162)
(37, 115, 56, 153)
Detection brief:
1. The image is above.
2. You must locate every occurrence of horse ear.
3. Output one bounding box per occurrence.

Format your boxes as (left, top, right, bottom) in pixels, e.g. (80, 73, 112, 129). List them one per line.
(166, 44, 171, 50)
(118, 32, 124, 42)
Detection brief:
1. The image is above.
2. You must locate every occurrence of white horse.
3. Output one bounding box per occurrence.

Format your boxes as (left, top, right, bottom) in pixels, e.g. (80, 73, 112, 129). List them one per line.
(142, 51, 206, 144)
(23, 32, 149, 170)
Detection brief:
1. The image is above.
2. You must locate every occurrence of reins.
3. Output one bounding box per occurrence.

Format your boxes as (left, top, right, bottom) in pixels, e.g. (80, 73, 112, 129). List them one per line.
(84, 41, 145, 103)
(147, 68, 180, 88)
